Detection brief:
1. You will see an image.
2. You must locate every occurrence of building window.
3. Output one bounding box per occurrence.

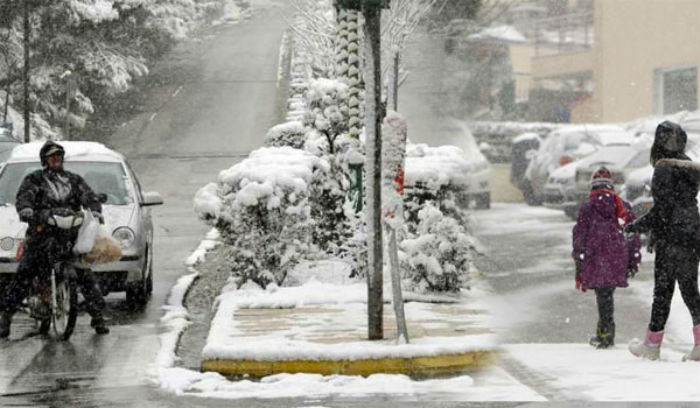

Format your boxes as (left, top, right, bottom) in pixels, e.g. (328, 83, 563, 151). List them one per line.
(654, 66, 698, 114)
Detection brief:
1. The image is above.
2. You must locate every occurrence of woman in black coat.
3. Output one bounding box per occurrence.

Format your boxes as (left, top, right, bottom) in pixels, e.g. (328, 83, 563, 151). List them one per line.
(624, 121, 700, 361)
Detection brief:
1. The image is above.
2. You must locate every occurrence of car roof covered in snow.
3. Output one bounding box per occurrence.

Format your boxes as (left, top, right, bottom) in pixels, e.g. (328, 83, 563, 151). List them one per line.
(575, 145, 646, 169)
(7, 141, 124, 164)
(512, 132, 542, 144)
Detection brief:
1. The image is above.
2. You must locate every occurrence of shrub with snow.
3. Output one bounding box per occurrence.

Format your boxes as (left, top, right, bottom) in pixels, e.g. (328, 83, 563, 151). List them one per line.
(400, 204, 473, 292)
(302, 78, 355, 254)
(264, 121, 308, 149)
(194, 146, 329, 288)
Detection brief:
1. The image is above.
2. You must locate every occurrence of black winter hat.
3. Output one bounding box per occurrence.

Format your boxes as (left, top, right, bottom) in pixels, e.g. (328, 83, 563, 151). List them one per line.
(39, 140, 65, 166)
(655, 120, 687, 153)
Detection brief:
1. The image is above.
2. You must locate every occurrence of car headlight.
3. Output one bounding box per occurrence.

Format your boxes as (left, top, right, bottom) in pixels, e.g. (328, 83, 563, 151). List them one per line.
(112, 227, 136, 250)
(0, 237, 14, 251)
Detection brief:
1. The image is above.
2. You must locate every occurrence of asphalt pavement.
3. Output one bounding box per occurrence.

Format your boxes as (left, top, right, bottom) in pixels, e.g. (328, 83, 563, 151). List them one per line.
(0, 1, 288, 406)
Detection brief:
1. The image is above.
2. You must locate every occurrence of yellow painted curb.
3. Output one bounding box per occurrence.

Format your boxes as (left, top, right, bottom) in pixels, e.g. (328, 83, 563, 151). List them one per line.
(202, 350, 497, 377)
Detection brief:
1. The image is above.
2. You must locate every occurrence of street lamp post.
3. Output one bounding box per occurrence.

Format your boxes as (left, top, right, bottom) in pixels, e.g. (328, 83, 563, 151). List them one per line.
(336, 0, 390, 341)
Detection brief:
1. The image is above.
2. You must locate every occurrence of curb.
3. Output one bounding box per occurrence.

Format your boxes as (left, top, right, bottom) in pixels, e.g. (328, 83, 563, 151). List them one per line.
(202, 350, 498, 377)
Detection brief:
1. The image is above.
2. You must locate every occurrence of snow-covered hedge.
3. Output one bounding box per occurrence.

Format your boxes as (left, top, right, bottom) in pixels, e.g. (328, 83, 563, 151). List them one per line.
(470, 121, 561, 163)
(264, 121, 308, 149)
(194, 146, 330, 288)
(400, 204, 474, 292)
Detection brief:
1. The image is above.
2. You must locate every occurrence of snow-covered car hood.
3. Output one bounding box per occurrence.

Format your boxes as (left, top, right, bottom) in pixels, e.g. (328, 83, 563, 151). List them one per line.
(547, 161, 578, 185)
(625, 165, 654, 188)
(405, 144, 471, 189)
(0, 204, 136, 244)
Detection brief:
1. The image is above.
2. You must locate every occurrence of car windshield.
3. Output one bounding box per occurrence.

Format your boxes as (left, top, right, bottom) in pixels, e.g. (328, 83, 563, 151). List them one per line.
(0, 161, 133, 206)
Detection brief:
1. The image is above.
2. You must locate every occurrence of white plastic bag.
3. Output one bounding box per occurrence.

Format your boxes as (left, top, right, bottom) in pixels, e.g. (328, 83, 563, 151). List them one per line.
(73, 210, 99, 254)
(82, 225, 122, 265)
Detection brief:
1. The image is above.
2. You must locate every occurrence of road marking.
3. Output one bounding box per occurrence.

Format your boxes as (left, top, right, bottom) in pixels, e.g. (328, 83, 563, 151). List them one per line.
(172, 85, 183, 98)
(149, 113, 157, 122)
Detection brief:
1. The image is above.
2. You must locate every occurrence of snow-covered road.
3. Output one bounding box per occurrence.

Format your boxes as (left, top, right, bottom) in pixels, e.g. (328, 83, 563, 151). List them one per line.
(473, 203, 700, 401)
(0, 1, 289, 406)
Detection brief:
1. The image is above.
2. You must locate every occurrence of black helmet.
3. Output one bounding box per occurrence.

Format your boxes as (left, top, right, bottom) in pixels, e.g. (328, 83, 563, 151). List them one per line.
(39, 140, 65, 167)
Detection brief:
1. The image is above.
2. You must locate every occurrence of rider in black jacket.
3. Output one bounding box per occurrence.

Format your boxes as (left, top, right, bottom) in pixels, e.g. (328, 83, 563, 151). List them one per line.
(0, 141, 110, 338)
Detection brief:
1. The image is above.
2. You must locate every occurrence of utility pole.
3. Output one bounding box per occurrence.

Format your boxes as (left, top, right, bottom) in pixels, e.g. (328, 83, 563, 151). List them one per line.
(363, 0, 386, 341)
(337, 0, 390, 341)
(22, 0, 30, 143)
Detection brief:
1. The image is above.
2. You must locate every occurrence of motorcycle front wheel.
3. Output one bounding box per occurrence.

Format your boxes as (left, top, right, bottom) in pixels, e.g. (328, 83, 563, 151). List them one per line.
(52, 278, 78, 341)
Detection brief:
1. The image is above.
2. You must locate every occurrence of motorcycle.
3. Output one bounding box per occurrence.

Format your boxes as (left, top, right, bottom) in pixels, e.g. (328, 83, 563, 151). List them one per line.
(20, 208, 84, 341)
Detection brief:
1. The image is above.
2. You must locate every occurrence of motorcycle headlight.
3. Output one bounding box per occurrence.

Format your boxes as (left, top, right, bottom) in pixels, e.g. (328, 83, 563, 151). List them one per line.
(0, 237, 14, 251)
(113, 227, 135, 250)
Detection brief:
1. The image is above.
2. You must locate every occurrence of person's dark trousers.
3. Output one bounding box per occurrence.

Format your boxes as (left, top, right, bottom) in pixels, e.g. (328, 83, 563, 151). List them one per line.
(1, 246, 106, 320)
(75, 268, 106, 319)
(595, 287, 616, 346)
(0, 245, 48, 314)
(650, 244, 700, 332)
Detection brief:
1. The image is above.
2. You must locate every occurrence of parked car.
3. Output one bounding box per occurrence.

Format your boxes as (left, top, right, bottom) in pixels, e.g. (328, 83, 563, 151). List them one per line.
(621, 164, 654, 218)
(542, 160, 579, 217)
(453, 121, 492, 208)
(0, 141, 163, 306)
(522, 124, 632, 205)
(621, 130, 700, 219)
(405, 121, 491, 209)
(510, 132, 541, 189)
(567, 144, 651, 217)
(0, 127, 20, 164)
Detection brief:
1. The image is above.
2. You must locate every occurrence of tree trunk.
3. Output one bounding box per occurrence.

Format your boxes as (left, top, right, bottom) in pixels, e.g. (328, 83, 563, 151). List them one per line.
(23, 0, 30, 143)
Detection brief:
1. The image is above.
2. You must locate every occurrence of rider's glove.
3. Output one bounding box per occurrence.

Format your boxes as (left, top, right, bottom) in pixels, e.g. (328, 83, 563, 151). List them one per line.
(91, 211, 104, 224)
(18, 208, 34, 222)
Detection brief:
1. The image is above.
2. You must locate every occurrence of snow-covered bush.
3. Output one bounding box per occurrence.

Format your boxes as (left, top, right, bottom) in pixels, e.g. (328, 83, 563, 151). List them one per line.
(194, 146, 330, 288)
(302, 78, 354, 253)
(303, 78, 350, 153)
(400, 204, 473, 292)
(264, 121, 308, 149)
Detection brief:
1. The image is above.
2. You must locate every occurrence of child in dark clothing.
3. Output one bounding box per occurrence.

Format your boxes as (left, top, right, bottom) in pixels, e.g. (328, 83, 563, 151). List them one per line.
(572, 166, 642, 348)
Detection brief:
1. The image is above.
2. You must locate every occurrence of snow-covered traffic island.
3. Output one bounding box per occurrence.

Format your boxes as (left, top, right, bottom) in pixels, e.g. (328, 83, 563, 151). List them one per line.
(189, 137, 494, 377)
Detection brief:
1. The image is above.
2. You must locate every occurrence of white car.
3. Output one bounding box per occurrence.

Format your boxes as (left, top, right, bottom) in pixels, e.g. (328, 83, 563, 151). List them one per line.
(523, 125, 632, 205)
(404, 140, 491, 209)
(0, 141, 163, 307)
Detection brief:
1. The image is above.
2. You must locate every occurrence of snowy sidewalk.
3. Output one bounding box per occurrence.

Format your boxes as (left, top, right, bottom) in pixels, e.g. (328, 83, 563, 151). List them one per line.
(199, 261, 498, 377)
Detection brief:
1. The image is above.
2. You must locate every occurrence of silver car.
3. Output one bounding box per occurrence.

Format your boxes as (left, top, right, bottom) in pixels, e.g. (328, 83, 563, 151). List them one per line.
(0, 128, 21, 164)
(0, 141, 163, 307)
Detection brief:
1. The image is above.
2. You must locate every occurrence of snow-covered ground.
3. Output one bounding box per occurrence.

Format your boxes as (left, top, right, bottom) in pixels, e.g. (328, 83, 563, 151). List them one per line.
(155, 230, 546, 400)
(156, 202, 700, 401)
(506, 344, 699, 401)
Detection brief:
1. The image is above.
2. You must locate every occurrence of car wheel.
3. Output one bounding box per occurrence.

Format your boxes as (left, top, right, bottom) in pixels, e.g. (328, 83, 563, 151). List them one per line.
(126, 281, 148, 309)
(564, 206, 579, 220)
(128, 245, 153, 308)
(522, 181, 541, 206)
(475, 192, 491, 209)
(146, 248, 153, 295)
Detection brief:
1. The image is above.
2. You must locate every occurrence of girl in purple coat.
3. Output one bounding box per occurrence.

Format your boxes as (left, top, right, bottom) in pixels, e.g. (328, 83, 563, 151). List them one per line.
(572, 166, 642, 348)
